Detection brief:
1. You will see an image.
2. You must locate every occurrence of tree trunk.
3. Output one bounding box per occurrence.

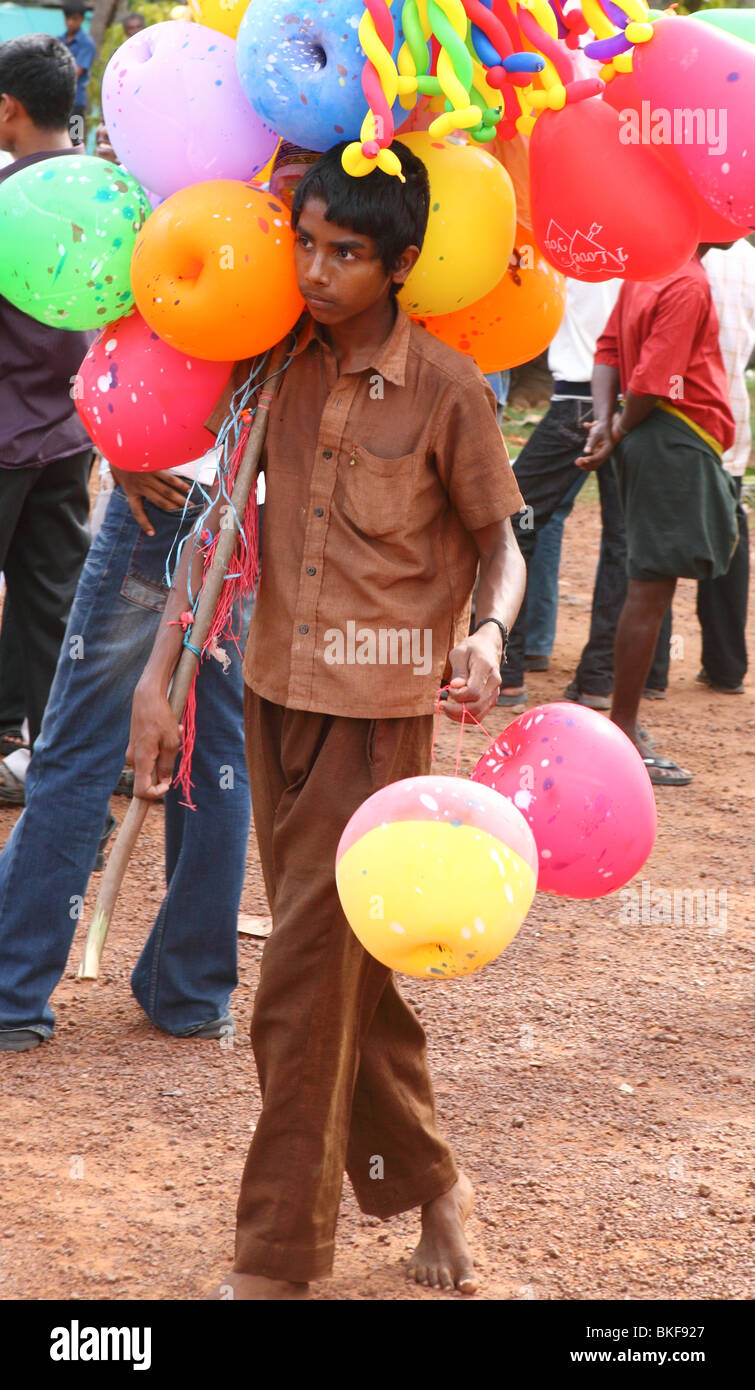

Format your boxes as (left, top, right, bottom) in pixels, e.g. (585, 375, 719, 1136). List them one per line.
(89, 0, 121, 51)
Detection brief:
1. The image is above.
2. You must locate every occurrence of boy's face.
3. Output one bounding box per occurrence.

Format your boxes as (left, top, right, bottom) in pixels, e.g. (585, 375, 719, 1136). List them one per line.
(293, 196, 418, 325)
(65, 13, 84, 36)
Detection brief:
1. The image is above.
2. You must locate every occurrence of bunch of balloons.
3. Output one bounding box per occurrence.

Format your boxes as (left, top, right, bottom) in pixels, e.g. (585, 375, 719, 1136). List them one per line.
(334, 702, 657, 980)
(0, 0, 752, 471)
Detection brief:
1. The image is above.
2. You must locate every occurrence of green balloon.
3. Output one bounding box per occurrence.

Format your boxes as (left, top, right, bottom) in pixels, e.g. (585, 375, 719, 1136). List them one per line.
(696, 9, 755, 46)
(0, 155, 150, 330)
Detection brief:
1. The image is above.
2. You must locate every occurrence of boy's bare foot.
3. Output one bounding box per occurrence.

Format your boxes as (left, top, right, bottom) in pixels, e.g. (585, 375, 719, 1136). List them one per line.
(207, 1272, 309, 1300)
(407, 1172, 477, 1294)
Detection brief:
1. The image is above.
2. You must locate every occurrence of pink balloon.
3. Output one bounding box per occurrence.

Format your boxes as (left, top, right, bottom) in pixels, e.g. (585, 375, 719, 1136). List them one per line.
(75, 309, 232, 472)
(633, 16, 755, 230)
(472, 703, 657, 899)
(102, 22, 278, 200)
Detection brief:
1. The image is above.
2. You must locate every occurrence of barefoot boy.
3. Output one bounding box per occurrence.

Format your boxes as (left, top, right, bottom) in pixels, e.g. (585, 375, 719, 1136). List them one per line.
(129, 141, 526, 1297)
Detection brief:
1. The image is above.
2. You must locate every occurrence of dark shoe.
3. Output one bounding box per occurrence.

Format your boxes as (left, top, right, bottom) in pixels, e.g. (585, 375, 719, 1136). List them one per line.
(524, 655, 550, 672)
(696, 669, 745, 695)
(94, 812, 117, 872)
(642, 687, 667, 701)
(179, 1013, 236, 1041)
(0, 1028, 44, 1052)
(0, 761, 24, 806)
(643, 755, 693, 787)
(0, 728, 28, 759)
(562, 679, 611, 711)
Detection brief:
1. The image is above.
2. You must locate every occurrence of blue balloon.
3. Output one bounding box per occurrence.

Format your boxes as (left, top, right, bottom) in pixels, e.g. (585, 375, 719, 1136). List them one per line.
(236, 0, 406, 152)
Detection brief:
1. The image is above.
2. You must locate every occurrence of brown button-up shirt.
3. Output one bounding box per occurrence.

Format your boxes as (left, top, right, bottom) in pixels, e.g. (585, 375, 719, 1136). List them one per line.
(207, 307, 524, 718)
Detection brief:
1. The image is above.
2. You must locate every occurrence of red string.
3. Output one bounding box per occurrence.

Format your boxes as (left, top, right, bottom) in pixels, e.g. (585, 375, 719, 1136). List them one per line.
(431, 684, 495, 773)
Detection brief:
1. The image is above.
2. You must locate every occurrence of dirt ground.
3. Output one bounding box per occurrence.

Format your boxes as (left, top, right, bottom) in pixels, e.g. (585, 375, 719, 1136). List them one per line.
(0, 487, 752, 1303)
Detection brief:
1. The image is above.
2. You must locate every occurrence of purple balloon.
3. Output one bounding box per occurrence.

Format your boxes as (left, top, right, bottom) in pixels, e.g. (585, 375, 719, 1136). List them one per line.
(102, 21, 278, 199)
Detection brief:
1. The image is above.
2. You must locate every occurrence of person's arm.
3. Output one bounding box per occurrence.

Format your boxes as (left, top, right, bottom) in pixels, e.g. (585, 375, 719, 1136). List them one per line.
(432, 376, 526, 721)
(126, 488, 222, 799)
(576, 363, 620, 470)
(443, 516, 526, 723)
(613, 387, 658, 440)
(109, 466, 194, 536)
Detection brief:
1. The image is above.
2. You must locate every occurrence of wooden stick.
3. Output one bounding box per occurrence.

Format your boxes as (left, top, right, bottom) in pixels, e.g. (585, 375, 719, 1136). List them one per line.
(78, 345, 286, 980)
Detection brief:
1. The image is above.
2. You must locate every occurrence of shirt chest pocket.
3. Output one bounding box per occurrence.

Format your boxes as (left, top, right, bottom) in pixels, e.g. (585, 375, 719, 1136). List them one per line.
(340, 445, 419, 539)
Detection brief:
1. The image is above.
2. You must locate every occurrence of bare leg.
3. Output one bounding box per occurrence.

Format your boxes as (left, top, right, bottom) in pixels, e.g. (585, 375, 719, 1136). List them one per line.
(407, 1173, 477, 1294)
(611, 577, 676, 753)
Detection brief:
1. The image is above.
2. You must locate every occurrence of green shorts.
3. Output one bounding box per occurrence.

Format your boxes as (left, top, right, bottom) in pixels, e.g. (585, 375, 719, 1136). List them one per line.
(613, 409, 738, 582)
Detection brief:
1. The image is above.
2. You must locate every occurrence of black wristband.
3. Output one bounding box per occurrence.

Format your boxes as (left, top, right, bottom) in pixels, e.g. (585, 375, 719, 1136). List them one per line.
(473, 617, 509, 663)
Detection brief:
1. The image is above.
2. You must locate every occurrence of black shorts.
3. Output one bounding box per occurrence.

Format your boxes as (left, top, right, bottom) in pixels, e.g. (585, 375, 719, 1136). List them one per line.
(612, 409, 738, 583)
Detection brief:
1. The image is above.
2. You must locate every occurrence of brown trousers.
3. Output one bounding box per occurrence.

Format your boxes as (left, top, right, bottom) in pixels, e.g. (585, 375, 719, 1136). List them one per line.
(234, 690, 458, 1282)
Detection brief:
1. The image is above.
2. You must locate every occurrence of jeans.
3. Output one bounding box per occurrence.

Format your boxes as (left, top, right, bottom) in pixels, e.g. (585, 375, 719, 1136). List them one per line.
(525, 473, 585, 657)
(0, 487, 251, 1039)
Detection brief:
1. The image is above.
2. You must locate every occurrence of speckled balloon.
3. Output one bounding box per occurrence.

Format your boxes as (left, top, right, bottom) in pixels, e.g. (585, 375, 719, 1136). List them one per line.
(235, 0, 407, 152)
(398, 133, 517, 317)
(335, 775, 538, 979)
(0, 155, 149, 329)
(102, 22, 278, 200)
(420, 224, 566, 372)
(131, 179, 304, 360)
(472, 704, 657, 900)
(75, 309, 232, 472)
(634, 16, 755, 230)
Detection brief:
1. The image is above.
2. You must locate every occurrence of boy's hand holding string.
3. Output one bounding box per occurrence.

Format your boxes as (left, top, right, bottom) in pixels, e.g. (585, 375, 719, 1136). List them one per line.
(443, 515, 526, 723)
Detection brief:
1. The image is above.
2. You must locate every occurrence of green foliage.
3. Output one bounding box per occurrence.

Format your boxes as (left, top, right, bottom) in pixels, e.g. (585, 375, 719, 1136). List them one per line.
(89, 2, 175, 129)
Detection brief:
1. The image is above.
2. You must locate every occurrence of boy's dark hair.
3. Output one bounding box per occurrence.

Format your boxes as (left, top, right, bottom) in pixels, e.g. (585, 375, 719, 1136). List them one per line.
(291, 141, 430, 296)
(0, 35, 76, 129)
(63, 2, 87, 15)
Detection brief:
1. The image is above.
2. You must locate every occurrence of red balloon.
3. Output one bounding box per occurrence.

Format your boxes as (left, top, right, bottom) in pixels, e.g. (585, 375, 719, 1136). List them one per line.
(603, 72, 749, 243)
(530, 98, 699, 282)
(75, 310, 232, 472)
(472, 703, 657, 899)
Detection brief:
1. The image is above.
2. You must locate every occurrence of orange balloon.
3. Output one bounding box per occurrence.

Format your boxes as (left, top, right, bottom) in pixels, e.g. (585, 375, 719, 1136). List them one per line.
(131, 180, 304, 361)
(417, 226, 566, 373)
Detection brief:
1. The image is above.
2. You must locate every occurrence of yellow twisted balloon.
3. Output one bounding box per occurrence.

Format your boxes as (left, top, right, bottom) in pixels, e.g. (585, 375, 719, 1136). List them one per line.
(342, 2, 409, 179)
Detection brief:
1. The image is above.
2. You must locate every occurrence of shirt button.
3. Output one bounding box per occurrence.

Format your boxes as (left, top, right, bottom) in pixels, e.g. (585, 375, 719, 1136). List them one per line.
(323, 449, 332, 459)
(299, 624, 309, 635)
(307, 566, 316, 576)
(314, 507, 324, 517)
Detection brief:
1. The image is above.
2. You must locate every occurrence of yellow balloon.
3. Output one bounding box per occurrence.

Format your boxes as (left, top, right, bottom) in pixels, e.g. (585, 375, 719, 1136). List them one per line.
(336, 821, 536, 979)
(188, 0, 249, 39)
(398, 133, 516, 317)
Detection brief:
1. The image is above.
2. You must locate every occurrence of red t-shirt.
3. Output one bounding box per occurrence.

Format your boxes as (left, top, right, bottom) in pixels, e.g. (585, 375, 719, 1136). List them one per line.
(594, 255, 735, 452)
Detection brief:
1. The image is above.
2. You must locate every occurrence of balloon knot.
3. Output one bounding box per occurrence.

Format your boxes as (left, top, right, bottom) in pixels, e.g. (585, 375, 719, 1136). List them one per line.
(361, 139, 380, 159)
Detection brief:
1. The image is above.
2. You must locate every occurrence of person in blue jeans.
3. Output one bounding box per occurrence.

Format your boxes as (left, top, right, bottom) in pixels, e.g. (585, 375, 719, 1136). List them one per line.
(523, 473, 585, 668)
(0, 472, 251, 1051)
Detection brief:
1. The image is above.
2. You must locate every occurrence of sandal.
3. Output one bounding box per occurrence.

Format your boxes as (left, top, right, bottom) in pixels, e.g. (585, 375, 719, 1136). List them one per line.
(643, 755, 692, 787)
(497, 688, 527, 710)
(0, 761, 24, 806)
